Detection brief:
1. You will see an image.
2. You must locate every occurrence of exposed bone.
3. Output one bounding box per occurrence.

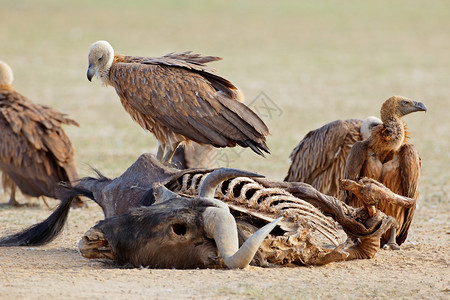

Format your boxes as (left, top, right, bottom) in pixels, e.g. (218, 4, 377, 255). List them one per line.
(203, 206, 282, 269)
(173, 173, 341, 246)
(78, 227, 115, 260)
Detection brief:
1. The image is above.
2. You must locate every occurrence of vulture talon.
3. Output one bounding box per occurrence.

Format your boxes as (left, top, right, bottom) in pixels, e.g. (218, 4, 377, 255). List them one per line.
(382, 242, 401, 251)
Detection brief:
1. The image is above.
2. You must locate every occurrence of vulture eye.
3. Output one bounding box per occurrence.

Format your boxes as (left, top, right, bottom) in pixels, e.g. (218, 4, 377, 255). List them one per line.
(98, 56, 103, 62)
(400, 100, 408, 106)
(172, 223, 187, 236)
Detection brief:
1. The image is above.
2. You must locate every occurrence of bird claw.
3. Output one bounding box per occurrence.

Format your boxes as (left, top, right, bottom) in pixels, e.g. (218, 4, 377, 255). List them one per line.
(382, 242, 401, 250)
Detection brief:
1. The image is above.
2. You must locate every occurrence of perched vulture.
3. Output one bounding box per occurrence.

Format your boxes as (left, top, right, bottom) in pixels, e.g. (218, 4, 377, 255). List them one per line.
(0, 61, 82, 207)
(86, 40, 270, 164)
(285, 116, 382, 198)
(344, 96, 426, 248)
(172, 144, 218, 169)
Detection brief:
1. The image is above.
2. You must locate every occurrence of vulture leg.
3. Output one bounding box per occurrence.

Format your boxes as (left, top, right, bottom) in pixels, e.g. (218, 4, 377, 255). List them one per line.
(41, 197, 51, 209)
(383, 229, 401, 250)
(162, 141, 181, 165)
(156, 143, 164, 161)
(7, 184, 20, 207)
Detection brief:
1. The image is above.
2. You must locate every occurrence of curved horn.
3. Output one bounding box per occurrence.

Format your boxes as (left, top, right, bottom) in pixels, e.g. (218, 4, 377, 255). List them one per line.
(199, 168, 264, 199)
(203, 207, 282, 269)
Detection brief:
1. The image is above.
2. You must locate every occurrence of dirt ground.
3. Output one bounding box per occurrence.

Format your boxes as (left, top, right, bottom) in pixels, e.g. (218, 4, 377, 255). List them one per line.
(0, 193, 448, 299)
(1, 1, 449, 299)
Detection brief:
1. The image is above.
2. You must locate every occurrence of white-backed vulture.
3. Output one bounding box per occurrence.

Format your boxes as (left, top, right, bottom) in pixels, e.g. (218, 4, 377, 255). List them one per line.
(344, 96, 426, 248)
(0, 61, 82, 207)
(86, 41, 269, 164)
(284, 116, 382, 198)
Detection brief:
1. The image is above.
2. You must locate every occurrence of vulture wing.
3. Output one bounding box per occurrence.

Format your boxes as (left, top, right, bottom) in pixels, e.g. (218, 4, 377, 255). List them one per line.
(110, 54, 269, 155)
(342, 140, 370, 205)
(396, 143, 420, 245)
(285, 119, 363, 198)
(0, 89, 79, 198)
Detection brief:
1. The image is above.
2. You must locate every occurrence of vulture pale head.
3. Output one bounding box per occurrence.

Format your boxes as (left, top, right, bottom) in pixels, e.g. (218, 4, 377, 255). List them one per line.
(0, 61, 14, 86)
(380, 96, 427, 123)
(361, 116, 382, 140)
(87, 40, 114, 84)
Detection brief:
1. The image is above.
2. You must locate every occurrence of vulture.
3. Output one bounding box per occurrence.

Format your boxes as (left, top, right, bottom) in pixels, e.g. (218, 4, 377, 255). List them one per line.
(285, 116, 382, 198)
(172, 143, 218, 169)
(0, 61, 83, 207)
(344, 96, 426, 248)
(86, 40, 270, 164)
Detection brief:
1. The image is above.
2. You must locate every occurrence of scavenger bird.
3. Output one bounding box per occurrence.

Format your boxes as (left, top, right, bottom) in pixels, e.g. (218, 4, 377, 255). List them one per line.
(87, 41, 269, 164)
(344, 96, 426, 248)
(285, 116, 381, 198)
(0, 61, 82, 207)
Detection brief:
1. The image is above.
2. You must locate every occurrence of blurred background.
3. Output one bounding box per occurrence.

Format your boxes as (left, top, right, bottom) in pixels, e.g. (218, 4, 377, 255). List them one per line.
(1, 0, 448, 206)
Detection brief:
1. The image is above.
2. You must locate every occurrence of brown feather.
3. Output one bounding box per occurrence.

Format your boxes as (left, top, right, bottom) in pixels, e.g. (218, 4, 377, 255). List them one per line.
(109, 54, 269, 155)
(0, 85, 80, 203)
(343, 97, 422, 245)
(285, 119, 364, 198)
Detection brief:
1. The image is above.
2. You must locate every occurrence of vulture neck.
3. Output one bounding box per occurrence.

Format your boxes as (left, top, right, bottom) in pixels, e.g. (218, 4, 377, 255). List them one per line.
(0, 84, 13, 91)
(96, 57, 119, 86)
(369, 113, 405, 159)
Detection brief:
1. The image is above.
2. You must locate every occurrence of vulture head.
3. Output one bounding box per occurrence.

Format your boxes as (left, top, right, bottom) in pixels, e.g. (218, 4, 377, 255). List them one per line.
(361, 116, 382, 140)
(87, 40, 114, 84)
(380, 96, 427, 122)
(0, 61, 14, 86)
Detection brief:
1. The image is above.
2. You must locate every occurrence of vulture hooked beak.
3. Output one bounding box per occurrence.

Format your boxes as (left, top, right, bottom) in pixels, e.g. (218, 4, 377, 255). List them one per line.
(87, 64, 95, 81)
(412, 101, 427, 113)
(400, 100, 427, 116)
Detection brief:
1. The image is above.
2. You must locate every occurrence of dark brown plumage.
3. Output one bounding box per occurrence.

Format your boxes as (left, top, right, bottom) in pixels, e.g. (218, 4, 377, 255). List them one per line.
(87, 41, 269, 164)
(344, 96, 426, 247)
(285, 117, 381, 198)
(0, 61, 82, 207)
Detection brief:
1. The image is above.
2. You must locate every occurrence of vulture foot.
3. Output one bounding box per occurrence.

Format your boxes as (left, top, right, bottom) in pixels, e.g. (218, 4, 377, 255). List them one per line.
(383, 227, 400, 250)
(78, 227, 114, 260)
(383, 242, 401, 250)
(0, 200, 38, 208)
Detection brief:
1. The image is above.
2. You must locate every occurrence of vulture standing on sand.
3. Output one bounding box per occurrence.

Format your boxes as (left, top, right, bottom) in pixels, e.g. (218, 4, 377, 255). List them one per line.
(344, 96, 426, 248)
(0, 61, 82, 207)
(285, 116, 382, 198)
(86, 40, 270, 164)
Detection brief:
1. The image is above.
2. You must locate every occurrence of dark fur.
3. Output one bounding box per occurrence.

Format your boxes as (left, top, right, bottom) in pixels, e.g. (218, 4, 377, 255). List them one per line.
(95, 198, 223, 268)
(0, 188, 78, 246)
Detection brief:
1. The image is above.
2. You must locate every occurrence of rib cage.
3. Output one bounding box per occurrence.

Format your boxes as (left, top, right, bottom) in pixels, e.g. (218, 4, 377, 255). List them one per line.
(169, 173, 340, 245)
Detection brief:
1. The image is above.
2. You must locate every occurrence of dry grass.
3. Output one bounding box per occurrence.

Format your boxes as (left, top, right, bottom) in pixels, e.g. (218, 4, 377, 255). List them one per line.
(0, 0, 449, 299)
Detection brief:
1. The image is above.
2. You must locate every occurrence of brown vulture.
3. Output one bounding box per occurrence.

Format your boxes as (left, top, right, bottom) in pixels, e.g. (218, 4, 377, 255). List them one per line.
(285, 116, 382, 198)
(0, 61, 82, 207)
(172, 144, 217, 169)
(86, 40, 270, 164)
(344, 96, 426, 248)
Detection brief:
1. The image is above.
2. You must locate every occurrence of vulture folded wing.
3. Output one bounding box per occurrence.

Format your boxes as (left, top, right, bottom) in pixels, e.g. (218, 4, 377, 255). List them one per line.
(285, 119, 363, 198)
(342, 140, 370, 204)
(0, 90, 79, 197)
(0, 116, 62, 197)
(396, 143, 421, 245)
(110, 62, 269, 153)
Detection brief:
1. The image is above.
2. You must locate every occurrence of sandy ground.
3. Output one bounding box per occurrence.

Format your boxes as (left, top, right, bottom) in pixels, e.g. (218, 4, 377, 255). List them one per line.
(0, 192, 448, 300)
(0, 1, 449, 299)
